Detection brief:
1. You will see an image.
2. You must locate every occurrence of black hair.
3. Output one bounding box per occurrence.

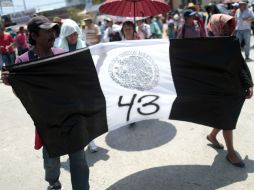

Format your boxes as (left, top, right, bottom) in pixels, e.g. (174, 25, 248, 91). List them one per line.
(121, 21, 135, 37)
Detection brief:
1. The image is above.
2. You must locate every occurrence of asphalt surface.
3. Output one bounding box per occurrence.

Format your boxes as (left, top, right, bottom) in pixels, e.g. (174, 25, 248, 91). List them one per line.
(1, 41, 254, 190)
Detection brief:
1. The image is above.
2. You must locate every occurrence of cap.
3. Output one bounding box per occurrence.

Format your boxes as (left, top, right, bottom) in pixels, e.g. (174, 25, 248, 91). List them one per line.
(183, 9, 196, 17)
(27, 16, 58, 32)
(232, 2, 239, 6)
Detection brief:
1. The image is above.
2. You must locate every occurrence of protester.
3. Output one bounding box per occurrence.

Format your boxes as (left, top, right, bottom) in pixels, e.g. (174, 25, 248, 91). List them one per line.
(167, 18, 176, 39)
(120, 21, 139, 40)
(173, 13, 183, 30)
(145, 16, 162, 39)
(136, 18, 151, 39)
(82, 15, 101, 46)
(176, 9, 206, 38)
(155, 15, 164, 33)
(1, 16, 90, 190)
(207, 14, 236, 37)
(235, 0, 254, 62)
(0, 24, 15, 68)
(207, 13, 253, 168)
(58, 19, 86, 51)
(58, 18, 99, 153)
(15, 26, 29, 55)
(120, 21, 139, 128)
(103, 18, 122, 42)
(103, 17, 122, 42)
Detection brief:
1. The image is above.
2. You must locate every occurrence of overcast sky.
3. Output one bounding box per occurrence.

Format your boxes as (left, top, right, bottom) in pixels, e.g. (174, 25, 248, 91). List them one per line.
(1, 0, 66, 15)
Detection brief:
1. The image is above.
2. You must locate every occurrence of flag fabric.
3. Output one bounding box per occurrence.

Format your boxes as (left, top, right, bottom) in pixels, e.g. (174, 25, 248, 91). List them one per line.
(7, 37, 247, 157)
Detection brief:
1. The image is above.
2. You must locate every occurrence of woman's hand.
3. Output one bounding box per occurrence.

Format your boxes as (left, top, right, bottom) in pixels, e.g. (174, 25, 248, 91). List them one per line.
(1, 70, 10, 86)
(245, 87, 253, 99)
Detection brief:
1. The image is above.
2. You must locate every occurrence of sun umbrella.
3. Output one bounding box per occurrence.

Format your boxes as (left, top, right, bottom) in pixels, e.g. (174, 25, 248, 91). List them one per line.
(99, 0, 170, 17)
(99, 0, 170, 35)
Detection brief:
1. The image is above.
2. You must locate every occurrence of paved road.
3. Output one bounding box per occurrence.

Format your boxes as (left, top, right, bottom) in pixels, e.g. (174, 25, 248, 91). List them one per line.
(1, 41, 254, 190)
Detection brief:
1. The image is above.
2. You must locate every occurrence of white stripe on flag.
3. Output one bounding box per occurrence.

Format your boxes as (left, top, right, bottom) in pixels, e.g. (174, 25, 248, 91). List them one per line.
(89, 39, 177, 131)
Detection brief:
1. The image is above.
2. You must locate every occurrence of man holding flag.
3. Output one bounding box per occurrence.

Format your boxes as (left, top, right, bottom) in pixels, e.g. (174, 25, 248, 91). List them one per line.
(1, 16, 90, 190)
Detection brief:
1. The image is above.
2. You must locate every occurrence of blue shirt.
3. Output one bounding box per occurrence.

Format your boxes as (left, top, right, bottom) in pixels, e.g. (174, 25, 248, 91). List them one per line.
(235, 8, 254, 30)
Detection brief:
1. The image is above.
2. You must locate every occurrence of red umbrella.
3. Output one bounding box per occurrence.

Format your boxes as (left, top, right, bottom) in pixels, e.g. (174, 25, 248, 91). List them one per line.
(99, 0, 170, 17)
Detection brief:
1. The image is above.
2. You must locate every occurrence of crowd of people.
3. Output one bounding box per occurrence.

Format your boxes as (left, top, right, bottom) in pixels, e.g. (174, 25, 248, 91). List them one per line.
(1, 1, 254, 189)
(1, 0, 254, 67)
(168, 0, 254, 62)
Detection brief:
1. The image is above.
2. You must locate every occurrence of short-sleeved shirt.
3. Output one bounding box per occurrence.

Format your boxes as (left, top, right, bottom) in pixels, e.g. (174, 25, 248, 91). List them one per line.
(235, 8, 254, 30)
(0, 33, 14, 53)
(16, 33, 28, 49)
(176, 21, 206, 39)
(15, 47, 65, 64)
(83, 24, 101, 45)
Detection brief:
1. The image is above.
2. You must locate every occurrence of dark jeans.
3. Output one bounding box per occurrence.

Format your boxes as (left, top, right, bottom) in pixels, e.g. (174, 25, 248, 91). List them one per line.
(1, 52, 15, 67)
(43, 147, 90, 190)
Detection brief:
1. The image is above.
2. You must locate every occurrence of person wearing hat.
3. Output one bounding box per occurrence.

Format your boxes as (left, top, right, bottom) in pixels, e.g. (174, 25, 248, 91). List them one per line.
(1, 16, 90, 190)
(176, 9, 206, 38)
(235, 0, 254, 62)
(82, 14, 101, 46)
(103, 17, 122, 42)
